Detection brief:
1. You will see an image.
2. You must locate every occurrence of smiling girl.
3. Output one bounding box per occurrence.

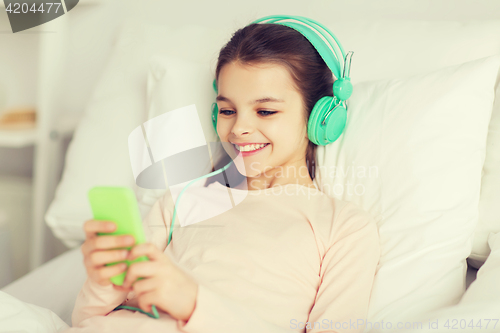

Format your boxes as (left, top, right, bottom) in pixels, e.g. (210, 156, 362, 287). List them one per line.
(214, 59, 316, 190)
(68, 16, 380, 333)
(206, 21, 328, 191)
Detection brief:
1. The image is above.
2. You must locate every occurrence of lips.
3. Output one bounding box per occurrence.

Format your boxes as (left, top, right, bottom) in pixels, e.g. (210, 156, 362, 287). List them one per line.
(235, 143, 269, 150)
(230, 142, 269, 147)
(232, 143, 270, 155)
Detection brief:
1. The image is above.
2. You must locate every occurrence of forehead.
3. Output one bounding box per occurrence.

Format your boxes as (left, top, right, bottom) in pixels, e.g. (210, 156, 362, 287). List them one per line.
(218, 61, 298, 93)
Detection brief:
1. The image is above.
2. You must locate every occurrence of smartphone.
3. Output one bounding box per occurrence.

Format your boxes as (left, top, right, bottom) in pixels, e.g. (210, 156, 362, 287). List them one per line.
(87, 186, 149, 286)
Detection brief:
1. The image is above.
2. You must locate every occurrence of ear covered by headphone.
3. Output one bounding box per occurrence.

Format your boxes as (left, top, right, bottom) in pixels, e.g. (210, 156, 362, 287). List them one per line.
(211, 15, 354, 146)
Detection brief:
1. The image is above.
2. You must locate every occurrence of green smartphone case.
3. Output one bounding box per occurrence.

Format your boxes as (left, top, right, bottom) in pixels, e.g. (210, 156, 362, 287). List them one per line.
(87, 186, 149, 286)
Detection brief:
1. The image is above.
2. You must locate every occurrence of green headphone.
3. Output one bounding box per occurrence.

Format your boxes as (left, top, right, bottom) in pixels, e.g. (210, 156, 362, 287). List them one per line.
(211, 15, 354, 146)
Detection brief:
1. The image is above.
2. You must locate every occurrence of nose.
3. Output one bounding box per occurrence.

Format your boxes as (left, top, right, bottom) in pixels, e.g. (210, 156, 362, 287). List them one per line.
(230, 112, 253, 137)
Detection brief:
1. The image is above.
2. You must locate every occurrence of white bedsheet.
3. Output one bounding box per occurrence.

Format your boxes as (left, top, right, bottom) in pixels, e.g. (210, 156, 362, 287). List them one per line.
(368, 232, 500, 333)
(0, 246, 481, 332)
(1, 247, 86, 327)
(0, 291, 69, 333)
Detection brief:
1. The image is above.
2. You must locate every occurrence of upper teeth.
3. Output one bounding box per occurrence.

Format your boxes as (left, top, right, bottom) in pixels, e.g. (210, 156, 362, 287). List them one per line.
(234, 143, 268, 152)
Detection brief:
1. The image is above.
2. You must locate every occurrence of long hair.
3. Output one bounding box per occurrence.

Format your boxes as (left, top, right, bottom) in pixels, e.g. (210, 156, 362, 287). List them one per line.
(205, 23, 334, 187)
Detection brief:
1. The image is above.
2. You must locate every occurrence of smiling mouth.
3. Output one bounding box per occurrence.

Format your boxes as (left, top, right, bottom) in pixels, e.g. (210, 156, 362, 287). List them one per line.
(233, 143, 269, 151)
(232, 143, 270, 154)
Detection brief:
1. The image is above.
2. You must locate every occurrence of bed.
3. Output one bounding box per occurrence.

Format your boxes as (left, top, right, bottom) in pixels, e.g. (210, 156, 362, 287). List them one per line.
(0, 248, 485, 329)
(1, 1, 500, 332)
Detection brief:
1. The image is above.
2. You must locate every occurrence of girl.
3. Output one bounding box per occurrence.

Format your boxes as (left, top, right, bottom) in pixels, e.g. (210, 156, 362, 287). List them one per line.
(67, 18, 380, 333)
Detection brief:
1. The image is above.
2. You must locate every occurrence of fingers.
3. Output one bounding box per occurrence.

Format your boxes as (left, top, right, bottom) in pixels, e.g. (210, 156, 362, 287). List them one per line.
(81, 219, 137, 287)
(137, 290, 157, 313)
(129, 276, 156, 296)
(92, 263, 128, 286)
(83, 219, 116, 239)
(81, 233, 135, 257)
(122, 261, 157, 289)
(87, 249, 129, 267)
(82, 237, 134, 269)
(128, 243, 163, 262)
(92, 234, 135, 250)
(121, 243, 167, 289)
(113, 283, 130, 292)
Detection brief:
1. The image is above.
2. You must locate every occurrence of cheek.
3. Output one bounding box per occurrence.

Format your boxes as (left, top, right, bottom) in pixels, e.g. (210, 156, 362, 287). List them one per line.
(271, 124, 305, 149)
(217, 121, 232, 141)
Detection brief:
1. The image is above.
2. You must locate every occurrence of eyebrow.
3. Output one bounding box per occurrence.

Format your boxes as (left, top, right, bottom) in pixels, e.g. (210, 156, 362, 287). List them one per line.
(216, 95, 285, 104)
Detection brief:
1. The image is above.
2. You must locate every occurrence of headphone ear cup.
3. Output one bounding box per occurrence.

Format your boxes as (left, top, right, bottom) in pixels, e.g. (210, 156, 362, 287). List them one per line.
(307, 96, 346, 146)
(212, 79, 219, 136)
(211, 102, 219, 134)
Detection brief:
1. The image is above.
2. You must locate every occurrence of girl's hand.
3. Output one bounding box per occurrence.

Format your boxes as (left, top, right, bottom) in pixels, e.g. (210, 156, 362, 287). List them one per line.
(80, 220, 133, 287)
(117, 242, 198, 322)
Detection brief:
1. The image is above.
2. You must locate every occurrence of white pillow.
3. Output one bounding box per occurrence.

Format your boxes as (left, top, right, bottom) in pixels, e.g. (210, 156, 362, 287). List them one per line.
(44, 23, 149, 248)
(382, 232, 500, 333)
(146, 55, 218, 147)
(0, 291, 69, 332)
(133, 55, 221, 212)
(315, 55, 500, 326)
(461, 231, 500, 306)
(468, 84, 500, 268)
(45, 23, 228, 248)
(326, 20, 500, 270)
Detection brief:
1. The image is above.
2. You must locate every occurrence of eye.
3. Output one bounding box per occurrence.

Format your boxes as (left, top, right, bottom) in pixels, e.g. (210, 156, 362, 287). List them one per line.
(219, 109, 235, 116)
(219, 110, 277, 116)
(258, 110, 277, 116)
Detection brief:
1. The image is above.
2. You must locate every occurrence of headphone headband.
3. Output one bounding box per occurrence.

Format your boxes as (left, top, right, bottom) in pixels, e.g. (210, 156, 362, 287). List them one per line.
(251, 15, 351, 81)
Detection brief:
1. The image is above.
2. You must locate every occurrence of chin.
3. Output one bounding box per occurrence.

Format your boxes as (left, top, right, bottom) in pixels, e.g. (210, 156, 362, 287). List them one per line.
(246, 164, 275, 180)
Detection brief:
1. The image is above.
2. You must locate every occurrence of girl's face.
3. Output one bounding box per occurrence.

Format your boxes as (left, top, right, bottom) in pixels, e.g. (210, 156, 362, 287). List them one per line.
(216, 61, 311, 188)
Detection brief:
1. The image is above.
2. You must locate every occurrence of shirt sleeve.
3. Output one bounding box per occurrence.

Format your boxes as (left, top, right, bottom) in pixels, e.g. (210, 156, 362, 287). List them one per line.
(71, 277, 129, 327)
(71, 190, 173, 327)
(305, 202, 381, 333)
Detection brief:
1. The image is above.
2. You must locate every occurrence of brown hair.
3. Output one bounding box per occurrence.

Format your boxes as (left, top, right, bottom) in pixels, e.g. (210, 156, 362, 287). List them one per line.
(205, 23, 334, 187)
